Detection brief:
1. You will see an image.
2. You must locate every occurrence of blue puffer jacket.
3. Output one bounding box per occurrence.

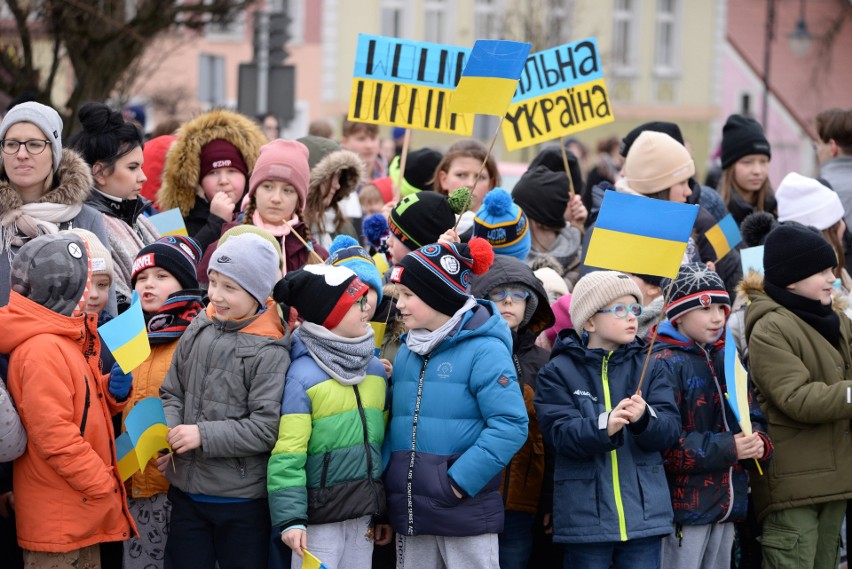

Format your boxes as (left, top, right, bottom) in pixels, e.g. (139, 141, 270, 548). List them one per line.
(384, 300, 528, 537)
(534, 331, 680, 544)
(651, 322, 772, 526)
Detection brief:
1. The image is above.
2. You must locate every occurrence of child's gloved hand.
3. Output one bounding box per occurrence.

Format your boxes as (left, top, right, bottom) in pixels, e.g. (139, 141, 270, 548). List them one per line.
(108, 363, 133, 401)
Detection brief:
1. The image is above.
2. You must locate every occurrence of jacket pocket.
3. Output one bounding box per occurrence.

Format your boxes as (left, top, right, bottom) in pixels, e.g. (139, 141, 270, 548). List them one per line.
(553, 466, 599, 529)
(760, 524, 802, 569)
(636, 464, 672, 522)
(435, 460, 464, 507)
(309, 453, 332, 510)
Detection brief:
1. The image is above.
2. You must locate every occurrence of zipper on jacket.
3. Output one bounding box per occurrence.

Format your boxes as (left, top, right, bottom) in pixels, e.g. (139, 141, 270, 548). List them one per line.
(320, 452, 331, 488)
(354, 384, 382, 515)
(406, 354, 430, 536)
(237, 458, 246, 479)
(601, 353, 628, 541)
(703, 347, 736, 523)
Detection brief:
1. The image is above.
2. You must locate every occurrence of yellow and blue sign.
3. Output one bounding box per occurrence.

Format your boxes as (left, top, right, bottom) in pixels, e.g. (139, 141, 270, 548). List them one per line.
(147, 208, 188, 237)
(116, 397, 171, 481)
(705, 214, 742, 261)
(450, 39, 532, 117)
(98, 291, 150, 373)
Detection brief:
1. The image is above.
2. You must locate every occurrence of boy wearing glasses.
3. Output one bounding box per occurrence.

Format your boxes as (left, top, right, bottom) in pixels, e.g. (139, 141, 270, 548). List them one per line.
(535, 270, 680, 569)
(269, 264, 390, 569)
(651, 264, 771, 569)
(470, 254, 555, 569)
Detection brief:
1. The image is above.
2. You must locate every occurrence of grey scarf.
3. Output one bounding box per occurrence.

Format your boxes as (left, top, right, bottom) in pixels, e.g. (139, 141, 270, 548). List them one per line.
(298, 321, 375, 386)
(406, 296, 477, 355)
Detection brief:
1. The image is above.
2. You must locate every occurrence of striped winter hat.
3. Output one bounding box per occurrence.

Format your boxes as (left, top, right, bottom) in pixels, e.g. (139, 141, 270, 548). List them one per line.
(663, 263, 730, 323)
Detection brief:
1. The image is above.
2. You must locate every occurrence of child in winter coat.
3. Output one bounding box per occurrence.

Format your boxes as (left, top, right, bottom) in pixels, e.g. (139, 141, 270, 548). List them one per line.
(0, 234, 136, 566)
(652, 264, 772, 569)
(717, 114, 775, 226)
(386, 238, 528, 569)
(744, 223, 852, 569)
(470, 255, 556, 569)
(123, 235, 205, 569)
(534, 271, 680, 569)
(269, 264, 389, 569)
(158, 233, 290, 569)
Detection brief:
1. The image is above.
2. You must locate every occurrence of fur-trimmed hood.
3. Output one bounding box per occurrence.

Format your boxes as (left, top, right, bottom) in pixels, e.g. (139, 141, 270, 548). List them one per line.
(158, 109, 267, 216)
(0, 149, 93, 214)
(308, 148, 365, 206)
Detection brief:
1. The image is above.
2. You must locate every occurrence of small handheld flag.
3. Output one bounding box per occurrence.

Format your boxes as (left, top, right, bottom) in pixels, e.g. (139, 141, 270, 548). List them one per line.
(369, 322, 387, 357)
(302, 550, 331, 569)
(98, 291, 150, 373)
(704, 214, 742, 261)
(740, 245, 764, 276)
(583, 192, 699, 279)
(450, 40, 531, 116)
(723, 326, 763, 475)
(147, 208, 188, 237)
(116, 397, 171, 481)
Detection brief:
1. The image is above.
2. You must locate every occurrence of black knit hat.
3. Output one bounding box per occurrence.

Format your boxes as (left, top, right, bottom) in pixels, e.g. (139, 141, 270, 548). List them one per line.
(721, 114, 771, 169)
(512, 165, 570, 229)
(274, 264, 368, 329)
(404, 148, 443, 192)
(132, 235, 202, 290)
(764, 222, 837, 288)
(621, 121, 685, 158)
(663, 263, 730, 323)
(390, 237, 494, 317)
(528, 146, 584, 195)
(388, 191, 456, 250)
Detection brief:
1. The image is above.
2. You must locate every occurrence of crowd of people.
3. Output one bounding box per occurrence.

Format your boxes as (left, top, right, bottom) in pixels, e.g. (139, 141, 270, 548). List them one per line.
(0, 97, 850, 569)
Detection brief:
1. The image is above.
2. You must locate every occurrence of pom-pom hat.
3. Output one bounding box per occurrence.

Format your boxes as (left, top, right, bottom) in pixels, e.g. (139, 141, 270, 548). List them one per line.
(327, 235, 383, 304)
(473, 188, 531, 261)
(388, 191, 456, 250)
(764, 223, 837, 288)
(274, 264, 368, 329)
(390, 237, 494, 316)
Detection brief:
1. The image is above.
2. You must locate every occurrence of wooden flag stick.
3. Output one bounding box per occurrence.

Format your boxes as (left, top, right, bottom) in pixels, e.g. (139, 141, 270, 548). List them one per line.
(559, 138, 576, 199)
(287, 226, 325, 265)
(452, 115, 504, 232)
(393, 129, 412, 203)
(634, 278, 676, 395)
(378, 284, 397, 360)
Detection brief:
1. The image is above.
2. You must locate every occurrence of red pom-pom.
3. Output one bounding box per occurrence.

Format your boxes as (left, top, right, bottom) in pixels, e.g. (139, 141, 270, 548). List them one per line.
(467, 237, 494, 275)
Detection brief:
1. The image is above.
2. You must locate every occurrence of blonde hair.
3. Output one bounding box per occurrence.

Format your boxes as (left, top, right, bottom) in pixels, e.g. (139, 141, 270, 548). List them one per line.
(718, 166, 772, 212)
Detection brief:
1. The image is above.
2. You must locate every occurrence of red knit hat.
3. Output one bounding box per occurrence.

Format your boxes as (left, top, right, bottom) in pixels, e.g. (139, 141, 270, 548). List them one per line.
(247, 139, 310, 210)
(200, 139, 248, 180)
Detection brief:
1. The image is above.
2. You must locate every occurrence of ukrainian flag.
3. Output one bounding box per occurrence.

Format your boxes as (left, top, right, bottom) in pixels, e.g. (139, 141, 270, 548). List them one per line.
(117, 397, 171, 481)
(704, 214, 742, 261)
(148, 208, 188, 236)
(584, 192, 699, 279)
(98, 291, 150, 373)
(303, 551, 331, 569)
(450, 40, 531, 116)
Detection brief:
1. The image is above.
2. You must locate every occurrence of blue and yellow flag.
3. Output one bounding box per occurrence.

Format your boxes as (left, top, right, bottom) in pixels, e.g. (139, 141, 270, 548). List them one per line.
(704, 214, 741, 261)
(724, 325, 763, 474)
(583, 192, 699, 279)
(148, 208, 188, 237)
(302, 551, 331, 569)
(450, 40, 531, 116)
(98, 291, 150, 373)
(116, 397, 171, 481)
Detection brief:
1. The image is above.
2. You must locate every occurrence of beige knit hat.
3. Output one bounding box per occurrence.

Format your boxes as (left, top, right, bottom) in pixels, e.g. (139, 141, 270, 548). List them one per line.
(622, 131, 695, 195)
(68, 229, 113, 282)
(569, 271, 642, 334)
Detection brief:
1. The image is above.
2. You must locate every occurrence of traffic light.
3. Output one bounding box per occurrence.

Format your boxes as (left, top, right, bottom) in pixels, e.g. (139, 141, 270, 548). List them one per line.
(268, 11, 290, 64)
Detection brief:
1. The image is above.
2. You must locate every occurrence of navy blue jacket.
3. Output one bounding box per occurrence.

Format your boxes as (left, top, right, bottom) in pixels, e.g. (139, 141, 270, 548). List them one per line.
(534, 331, 680, 544)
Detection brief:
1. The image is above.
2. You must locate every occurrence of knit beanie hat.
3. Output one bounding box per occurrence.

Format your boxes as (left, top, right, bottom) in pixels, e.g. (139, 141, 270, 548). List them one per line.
(388, 191, 456, 250)
(545, 293, 573, 344)
(534, 266, 569, 301)
(740, 211, 778, 247)
(662, 263, 731, 323)
(297, 135, 340, 170)
(140, 135, 176, 203)
(248, 139, 310, 210)
(390, 237, 494, 316)
(0, 101, 64, 172)
(132, 235, 202, 290)
(764, 222, 837, 288)
(721, 114, 771, 169)
(327, 235, 383, 304)
(776, 172, 843, 231)
(208, 232, 280, 305)
(473, 188, 531, 261)
(620, 121, 685, 158)
(622, 131, 695, 195)
(69, 229, 113, 283)
(527, 146, 584, 195)
(218, 224, 284, 272)
(512, 165, 570, 229)
(389, 148, 442, 197)
(569, 271, 642, 334)
(10, 233, 89, 316)
(370, 176, 394, 203)
(199, 139, 248, 179)
(273, 264, 368, 329)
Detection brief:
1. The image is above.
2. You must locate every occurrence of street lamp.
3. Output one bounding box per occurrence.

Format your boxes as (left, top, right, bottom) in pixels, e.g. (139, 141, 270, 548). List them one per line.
(788, 0, 812, 58)
(762, 0, 812, 130)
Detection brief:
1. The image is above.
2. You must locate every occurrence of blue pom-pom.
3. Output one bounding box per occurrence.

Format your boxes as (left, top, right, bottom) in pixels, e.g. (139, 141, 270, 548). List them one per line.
(329, 234, 360, 255)
(483, 188, 513, 216)
(363, 213, 390, 246)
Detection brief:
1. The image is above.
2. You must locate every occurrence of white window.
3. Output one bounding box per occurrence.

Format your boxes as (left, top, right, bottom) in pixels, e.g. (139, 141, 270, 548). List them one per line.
(205, 3, 247, 42)
(612, 0, 638, 75)
(424, 0, 448, 44)
(654, 0, 680, 75)
(474, 0, 504, 39)
(381, 0, 406, 38)
(198, 53, 226, 107)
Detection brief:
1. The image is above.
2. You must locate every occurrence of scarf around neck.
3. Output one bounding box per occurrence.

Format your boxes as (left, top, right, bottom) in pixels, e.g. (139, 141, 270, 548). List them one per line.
(406, 296, 477, 355)
(765, 280, 840, 347)
(252, 211, 296, 238)
(1, 202, 83, 252)
(298, 321, 375, 385)
(145, 291, 205, 345)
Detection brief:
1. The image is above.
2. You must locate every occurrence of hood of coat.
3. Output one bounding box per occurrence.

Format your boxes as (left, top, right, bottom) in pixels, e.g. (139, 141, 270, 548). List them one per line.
(308, 148, 365, 207)
(470, 254, 554, 335)
(158, 109, 267, 217)
(0, 149, 93, 214)
(202, 298, 287, 340)
(0, 291, 96, 355)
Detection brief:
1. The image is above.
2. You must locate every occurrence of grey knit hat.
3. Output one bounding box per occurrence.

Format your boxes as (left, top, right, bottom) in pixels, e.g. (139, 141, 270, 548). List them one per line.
(569, 271, 643, 334)
(11, 233, 89, 316)
(208, 232, 280, 306)
(0, 101, 64, 172)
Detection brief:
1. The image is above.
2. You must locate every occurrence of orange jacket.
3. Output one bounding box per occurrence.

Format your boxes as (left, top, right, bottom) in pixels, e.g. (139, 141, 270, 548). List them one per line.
(0, 292, 136, 552)
(123, 341, 179, 499)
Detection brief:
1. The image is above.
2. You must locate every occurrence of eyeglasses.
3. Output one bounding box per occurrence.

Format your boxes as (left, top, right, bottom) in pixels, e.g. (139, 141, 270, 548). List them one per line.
(0, 139, 51, 155)
(596, 303, 643, 318)
(357, 295, 369, 312)
(488, 289, 531, 303)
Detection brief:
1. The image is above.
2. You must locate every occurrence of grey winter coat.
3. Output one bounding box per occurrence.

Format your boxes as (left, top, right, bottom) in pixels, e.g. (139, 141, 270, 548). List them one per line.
(0, 379, 26, 462)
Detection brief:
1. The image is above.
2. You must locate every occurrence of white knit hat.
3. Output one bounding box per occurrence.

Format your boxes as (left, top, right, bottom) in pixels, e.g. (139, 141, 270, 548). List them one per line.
(534, 267, 570, 301)
(569, 271, 643, 334)
(776, 172, 844, 230)
(623, 131, 695, 195)
(0, 101, 64, 172)
(68, 229, 113, 282)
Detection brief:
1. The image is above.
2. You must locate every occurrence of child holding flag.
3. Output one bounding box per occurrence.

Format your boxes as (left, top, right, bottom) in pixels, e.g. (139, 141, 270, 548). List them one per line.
(122, 236, 205, 569)
(158, 232, 290, 569)
(534, 270, 680, 569)
(650, 263, 771, 569)
(743, 223, 852, 569)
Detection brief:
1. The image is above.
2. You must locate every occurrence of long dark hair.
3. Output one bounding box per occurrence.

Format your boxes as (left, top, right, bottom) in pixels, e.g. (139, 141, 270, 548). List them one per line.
(67, 102, 144, 178)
